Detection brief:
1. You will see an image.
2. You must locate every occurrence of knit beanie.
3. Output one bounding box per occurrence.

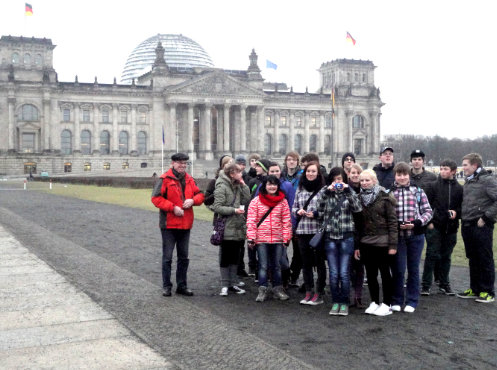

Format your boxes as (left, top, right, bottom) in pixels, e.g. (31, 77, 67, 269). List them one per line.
(341, 152, 356, 167)
(235, 155, 247, 165)
(256, 159, 271, 173)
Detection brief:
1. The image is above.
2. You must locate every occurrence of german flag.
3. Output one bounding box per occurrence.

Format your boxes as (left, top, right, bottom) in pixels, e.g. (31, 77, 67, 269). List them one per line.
(346, 32, 356, 45)
(25, 3, 33, 16)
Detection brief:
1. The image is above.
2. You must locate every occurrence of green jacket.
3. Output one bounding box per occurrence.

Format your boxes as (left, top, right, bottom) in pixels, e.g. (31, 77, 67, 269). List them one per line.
(210, 171, 251, 240)
(462, 168, 497, 224)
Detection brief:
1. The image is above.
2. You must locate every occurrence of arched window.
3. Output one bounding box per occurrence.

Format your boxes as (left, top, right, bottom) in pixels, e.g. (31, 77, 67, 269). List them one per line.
(80, 130, 91, 155)
(294, 134, 302, 155)
(24, 53, 31, 65)
(119, 131, 129, 155)
(310, 134, 318, 153)
(279, 134, 288, 155)
(137, 131, 147, 155)
(21, 104, 39, 121)
(264, 134, 272, 155)
(34, 54, 42, 66)
(12, 52, 19, 64)
(324, 135, 331, 155)
(61, 130, 72, 155)
(100, 130, 110, 154)
(101, 107, 110, 123)
(352, 115, 365, 129)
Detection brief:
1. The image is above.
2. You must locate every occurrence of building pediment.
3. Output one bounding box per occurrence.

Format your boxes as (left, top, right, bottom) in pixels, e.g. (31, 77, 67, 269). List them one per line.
(168, 71, 262, 97)
(17, 121, 41, 130)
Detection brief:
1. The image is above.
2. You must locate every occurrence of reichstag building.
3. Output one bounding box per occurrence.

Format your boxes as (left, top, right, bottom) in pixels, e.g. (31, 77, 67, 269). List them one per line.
(0, 34, 383, 176)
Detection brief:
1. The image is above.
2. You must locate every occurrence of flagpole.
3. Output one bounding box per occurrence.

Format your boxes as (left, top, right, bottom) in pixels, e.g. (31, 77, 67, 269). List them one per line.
(161, 126, 164, 174)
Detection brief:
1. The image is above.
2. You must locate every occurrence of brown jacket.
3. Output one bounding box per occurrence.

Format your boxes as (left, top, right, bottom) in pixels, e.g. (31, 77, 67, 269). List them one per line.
(360, 190, 398, 250)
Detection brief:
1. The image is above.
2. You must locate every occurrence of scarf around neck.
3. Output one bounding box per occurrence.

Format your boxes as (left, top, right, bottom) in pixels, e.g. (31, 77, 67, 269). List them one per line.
(360, 184, 381, 207)
(259, 192, 285, 208)
(300, 176, 322, 192)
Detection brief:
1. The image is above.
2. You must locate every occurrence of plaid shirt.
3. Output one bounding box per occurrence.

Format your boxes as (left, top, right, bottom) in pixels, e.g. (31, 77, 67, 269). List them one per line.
(292, 187, 326, 235)
(316, 188, 362, 240)
(391, 184, 432, 237)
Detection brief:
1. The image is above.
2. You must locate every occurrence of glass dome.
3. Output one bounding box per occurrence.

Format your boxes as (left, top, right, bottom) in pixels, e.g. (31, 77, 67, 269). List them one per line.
(121, 34, 214, 84)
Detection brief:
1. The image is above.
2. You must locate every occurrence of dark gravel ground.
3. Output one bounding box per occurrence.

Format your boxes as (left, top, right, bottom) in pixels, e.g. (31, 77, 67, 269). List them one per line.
(1, 185, 496, 369)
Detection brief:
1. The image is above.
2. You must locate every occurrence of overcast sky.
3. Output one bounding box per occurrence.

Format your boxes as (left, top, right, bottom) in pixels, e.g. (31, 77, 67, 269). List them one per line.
(2, 0, 495, 140)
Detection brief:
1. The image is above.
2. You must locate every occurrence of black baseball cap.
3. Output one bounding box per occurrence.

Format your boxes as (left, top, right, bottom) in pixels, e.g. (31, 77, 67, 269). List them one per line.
(380, 146, 394, 155)
(410, 149, 425, 159)
(171, 152, 189, 161)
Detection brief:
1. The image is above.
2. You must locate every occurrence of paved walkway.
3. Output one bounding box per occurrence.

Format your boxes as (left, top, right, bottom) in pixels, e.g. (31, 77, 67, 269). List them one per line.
(0, 224, 173, 369)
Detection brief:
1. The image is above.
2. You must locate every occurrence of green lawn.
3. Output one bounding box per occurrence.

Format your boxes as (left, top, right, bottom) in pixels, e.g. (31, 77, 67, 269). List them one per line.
(23, 181, 496, 267)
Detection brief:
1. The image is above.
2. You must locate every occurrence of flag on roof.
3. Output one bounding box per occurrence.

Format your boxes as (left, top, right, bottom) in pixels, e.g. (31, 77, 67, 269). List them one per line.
(346, 32, 356, 45)
(266, 60, 278, 70)
(25, 3, 33, 16)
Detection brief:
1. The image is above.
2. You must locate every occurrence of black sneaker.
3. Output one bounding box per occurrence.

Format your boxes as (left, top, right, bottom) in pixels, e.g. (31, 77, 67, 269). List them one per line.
(439, 285, 455, 296)
(421, 287, 431, 296)
(457, 288, 478, 299)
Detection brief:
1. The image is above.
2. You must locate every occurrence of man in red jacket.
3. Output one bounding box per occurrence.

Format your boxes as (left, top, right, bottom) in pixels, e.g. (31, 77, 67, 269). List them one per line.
(152, 153, 205, 297)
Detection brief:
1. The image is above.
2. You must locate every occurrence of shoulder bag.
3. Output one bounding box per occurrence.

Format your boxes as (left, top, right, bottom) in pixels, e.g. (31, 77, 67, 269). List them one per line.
(210, 190, 237, 246)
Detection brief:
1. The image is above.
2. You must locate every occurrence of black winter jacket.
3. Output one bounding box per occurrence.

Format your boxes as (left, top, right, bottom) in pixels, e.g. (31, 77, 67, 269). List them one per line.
(424, 176, 463, 234)
(373, 163, 395, 189)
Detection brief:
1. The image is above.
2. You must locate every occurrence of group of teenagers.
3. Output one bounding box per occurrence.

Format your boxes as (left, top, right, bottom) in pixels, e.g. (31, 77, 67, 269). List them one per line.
(152, 147, 497, 317)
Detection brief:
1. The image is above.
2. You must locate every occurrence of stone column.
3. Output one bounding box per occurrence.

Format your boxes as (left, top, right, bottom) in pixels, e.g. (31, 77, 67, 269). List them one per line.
(7, 97, 16, 151)
(42, 98, 51, 151)
(187, 103, 194, 155)
(112, 104, 119, 154)
(93, 105, 99, 153)
(75, 105, 81, 153)
(223, 104, 230, 153)
(130, 105, 137, 154)
(289, 111, 295, 151)
(319, 112, 325, 154)
(303, 111, 310, 153)
(204, 104, 213, 160)
(346, 111, 353, 153)
(169, 103, 177, 152)
(273, 110, 279, 155)
(257, 106, 264, 153)
(240, 104, 247, 152)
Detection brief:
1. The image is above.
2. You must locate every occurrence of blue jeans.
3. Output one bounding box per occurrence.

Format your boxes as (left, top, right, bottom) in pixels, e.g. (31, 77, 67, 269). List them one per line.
(324, 237, 354, 303)
(161, 228, 190, 289)
(257, 243, 284, 287)
(392, 233, 425, 307)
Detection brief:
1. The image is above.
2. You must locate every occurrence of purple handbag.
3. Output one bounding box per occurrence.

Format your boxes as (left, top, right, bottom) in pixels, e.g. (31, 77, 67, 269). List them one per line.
(210, 190, 237, 246)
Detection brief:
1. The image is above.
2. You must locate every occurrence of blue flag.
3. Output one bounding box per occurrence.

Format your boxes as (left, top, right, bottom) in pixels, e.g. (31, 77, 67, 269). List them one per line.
(266, 60, 278, 70)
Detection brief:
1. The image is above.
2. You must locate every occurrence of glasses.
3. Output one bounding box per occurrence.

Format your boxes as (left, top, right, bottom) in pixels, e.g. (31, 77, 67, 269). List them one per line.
(345, 157, 354, 162)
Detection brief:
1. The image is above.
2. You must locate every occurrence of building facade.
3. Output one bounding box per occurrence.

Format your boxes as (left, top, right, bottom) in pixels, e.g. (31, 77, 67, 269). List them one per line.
(0, 34, 383, 176)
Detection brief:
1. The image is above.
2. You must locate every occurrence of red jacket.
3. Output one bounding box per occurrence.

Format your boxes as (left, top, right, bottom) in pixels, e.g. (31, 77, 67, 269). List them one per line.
(151, 169, 204, 229)
(246, 195, 292, 244)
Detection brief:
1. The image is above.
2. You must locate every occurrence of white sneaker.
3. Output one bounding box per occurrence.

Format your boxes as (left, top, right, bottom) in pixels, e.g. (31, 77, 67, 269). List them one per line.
(391, 305, 402, 312)
(229, 286, 246, 295)
(372, 303, 392, 316)
(236, 281, 245, 287)
(365, 302, 379, 314)
(404, 305, 415, 313)
(219, 287, 228, 296)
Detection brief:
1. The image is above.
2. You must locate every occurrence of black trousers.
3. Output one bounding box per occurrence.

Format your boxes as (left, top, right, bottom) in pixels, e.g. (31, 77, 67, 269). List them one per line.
(360, 245, 393, 306)
(461, 222, 495, 295)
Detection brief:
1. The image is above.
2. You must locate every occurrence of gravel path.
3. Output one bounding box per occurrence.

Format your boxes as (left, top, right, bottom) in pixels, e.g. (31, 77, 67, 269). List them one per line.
(0, 185, 496, 369)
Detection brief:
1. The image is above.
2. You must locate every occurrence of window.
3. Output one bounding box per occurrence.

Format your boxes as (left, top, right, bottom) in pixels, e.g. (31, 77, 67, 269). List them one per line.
(101, 107, 110, 123)
(63, 108, 71, 122)
(354, 138, 363, 155)
(81, 130, 91, 154)
(311, 116, 318, 128)
(362, 73, 367, 83)
(280, 116, 287, 127)
(34, 54, 42, 66)
(324, 135, 331, 155)
(347, 73, 351, 82)
(264, 134, 272, 155)
(12, 53, 19, 64)
(310, 134, 317, 153)
(279, 134, 288, 155)
(294, 134, 302, 155)
(137, 131, 147, 155)
(82, 109, 91, 122)
(120, 109, 128, 124)
(140, 162, 148, 168)
(295, 115, 303, 127)
(325, 114, 332, 128)
(84, 162, 91, 171)
(122, 162, 129, 170)
(24, 53, 31, 65)
(355, 73, 359, 82)
(352, 115, 365, 129)
(103, 162, 111, 170)
(21, 104, 39, 121)
(265, 115, 272, 127)
(138, 109, 147, 124)
(24, 162, 37, 174)
(64, 162, 72, 173)
(61, 130, 72, 155)
(100, 131, 110, 154)
(119, 131, 129, 155)
(22, 133, 35, 153)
